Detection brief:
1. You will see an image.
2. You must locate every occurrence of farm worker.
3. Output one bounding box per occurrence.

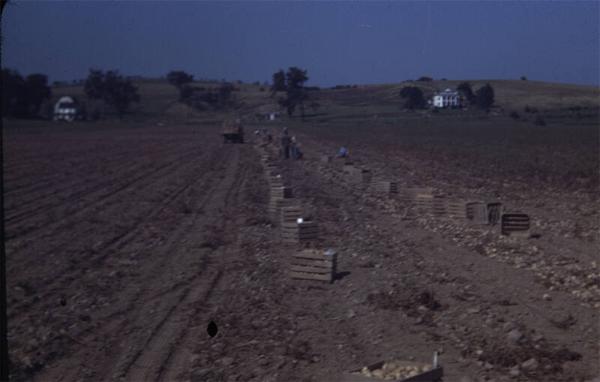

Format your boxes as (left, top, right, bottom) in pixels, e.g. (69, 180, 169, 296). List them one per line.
(295, 143, 304, 160)
(290, 136, 298, 159)
(281, 128, 291, 159)
(338, 146, 349, 158)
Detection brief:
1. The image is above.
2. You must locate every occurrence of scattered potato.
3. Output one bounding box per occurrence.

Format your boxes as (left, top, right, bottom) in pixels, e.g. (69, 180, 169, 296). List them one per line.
(356, 361, 434, 380)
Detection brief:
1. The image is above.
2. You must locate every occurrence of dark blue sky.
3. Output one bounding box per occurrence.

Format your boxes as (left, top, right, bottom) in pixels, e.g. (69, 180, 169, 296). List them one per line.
(2, 1, 598, 87)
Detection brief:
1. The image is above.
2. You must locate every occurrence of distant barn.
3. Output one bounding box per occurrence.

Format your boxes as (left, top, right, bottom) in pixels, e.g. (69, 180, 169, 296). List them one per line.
(54, 96, 79, 121)
(433, 88, 461, 108)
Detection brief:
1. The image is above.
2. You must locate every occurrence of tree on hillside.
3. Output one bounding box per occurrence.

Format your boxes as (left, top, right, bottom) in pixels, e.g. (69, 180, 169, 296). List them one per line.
(399, 86, 426, 109)
(417, 76, 433, 82)
(2, 69, 27, 117)
(217, 83, 235, 108)
(271, 69, 286, 95)
(475, 83, 495, 110)
(24, 74, 51, 116)
(1, 69, 51, 118)
(457, 82, 475, 105)
(286, 67, 308, 90)
(279, 87, 308, 118)
(84, 69, 140, 118)
(167, 70, 194, 89)
(276, 67, 309, 119)
(84, 69, 106, 99)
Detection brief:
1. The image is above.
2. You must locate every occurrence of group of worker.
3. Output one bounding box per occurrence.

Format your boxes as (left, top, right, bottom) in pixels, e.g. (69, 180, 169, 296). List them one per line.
(258, 126, 349, 161)
(280, 127, 303, 160)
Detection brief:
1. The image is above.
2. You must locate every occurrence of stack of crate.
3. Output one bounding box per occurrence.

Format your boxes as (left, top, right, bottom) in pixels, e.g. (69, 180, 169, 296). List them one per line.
(263, 161, 277, 174)
(281, 220, 319, 244)
(412, 189, 445, 216)
(466, 201, 489, 224)
(487, 202, 503, 225)
(346, 168, 372, 185)
(375, 181, 398, 195)
(399, 187, 434, 203)
(281, 205, 302, 226)
(269, 186, 294, 216)
(501, 213, 531, 236)
(261, 154, 273, 165)
(290, 249, 337, 283)
(431, 195, 447, 217)
(268, 173, 284, 188)
(271, 186, 293, 199)
(446, 200, 469, 220)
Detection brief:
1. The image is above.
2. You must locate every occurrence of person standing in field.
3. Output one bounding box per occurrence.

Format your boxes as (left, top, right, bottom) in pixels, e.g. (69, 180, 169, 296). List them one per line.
(295, 140, 303, 159)
(290, 136, 298, 159)
(338, 145, 349, 158)
(281, 128, 291, 159)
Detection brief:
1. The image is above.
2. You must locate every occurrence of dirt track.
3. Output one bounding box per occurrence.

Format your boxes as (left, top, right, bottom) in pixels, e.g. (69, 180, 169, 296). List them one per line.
(5, 122, 599, 382)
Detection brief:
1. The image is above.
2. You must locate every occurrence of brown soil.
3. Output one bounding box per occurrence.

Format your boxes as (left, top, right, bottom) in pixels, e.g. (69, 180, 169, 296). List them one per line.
(4, 121, 598, 382)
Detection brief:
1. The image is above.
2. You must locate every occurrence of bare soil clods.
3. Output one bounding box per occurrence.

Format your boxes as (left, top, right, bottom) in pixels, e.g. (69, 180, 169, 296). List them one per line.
(4, 118, 598, 382)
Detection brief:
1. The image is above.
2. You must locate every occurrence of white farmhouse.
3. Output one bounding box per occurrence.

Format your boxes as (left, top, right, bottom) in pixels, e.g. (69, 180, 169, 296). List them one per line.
(432, 88, 461, 108)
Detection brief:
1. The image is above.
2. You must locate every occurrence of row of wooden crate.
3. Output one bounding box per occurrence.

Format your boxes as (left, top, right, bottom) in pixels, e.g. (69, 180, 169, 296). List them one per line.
(326, 161, 531, 236)
(261, 142, 443, 379)
(257, 145, 336, 283)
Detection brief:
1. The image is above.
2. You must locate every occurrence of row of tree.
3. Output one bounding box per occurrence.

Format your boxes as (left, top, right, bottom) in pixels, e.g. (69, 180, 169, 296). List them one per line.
(166, 70, 237, 110)
(84, 70, 140, 117)
(457, 82, 495, 109)
(2, 68, 141, 119)
(4, 67, 496, 120)
(167, 68, 320, 117)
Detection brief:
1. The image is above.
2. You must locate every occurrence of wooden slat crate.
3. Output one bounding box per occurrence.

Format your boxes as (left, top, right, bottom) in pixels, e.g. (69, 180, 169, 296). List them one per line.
(281, 221, 318, 243)
(264, 163, 277, 171)
(446, 200, 468, 219)
(270, 186, 293, 199)
(501, 213, 530, 236)
(268, 197, 295, 215)
(414, 194, 434, 211)
(487, 202, 502, 225)
(432, 196, 446, 217)
(347, 168, 372, 185)
(411, 193, 445, 216)
(399, 187, 435, 203)
(290, 249, 337, 283)
(466, 201, 489, 224)
(264, 165, 278, 175)
(280, 206, 302, 225)
(267, 175, 284, 187)
(376, 181, 398, 194)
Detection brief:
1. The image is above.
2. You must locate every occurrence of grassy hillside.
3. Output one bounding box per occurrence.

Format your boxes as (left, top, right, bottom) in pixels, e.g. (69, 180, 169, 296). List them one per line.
(50, 78, 599, 124)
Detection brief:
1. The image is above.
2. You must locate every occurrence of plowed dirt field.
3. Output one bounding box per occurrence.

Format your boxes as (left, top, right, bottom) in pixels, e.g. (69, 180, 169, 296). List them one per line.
(4, 121, 598, 382)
